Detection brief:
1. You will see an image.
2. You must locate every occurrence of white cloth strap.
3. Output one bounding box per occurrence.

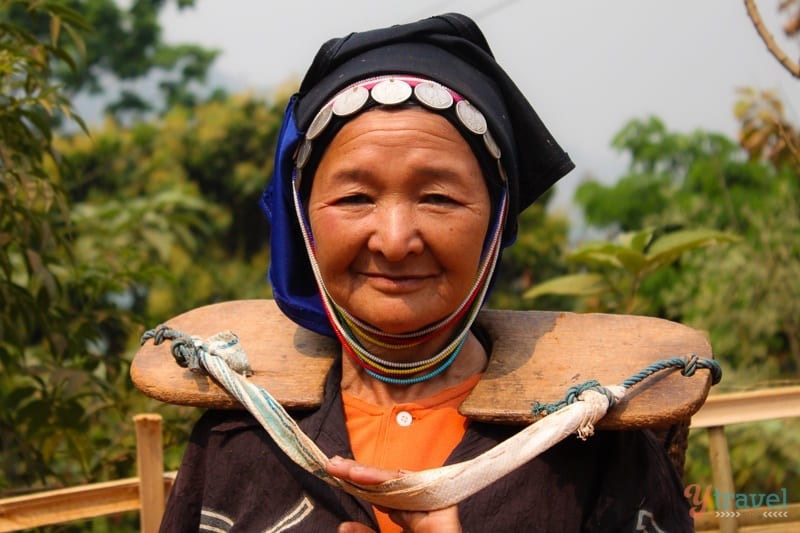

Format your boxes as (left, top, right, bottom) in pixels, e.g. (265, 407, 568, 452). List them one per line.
(196, 338, 623, 511)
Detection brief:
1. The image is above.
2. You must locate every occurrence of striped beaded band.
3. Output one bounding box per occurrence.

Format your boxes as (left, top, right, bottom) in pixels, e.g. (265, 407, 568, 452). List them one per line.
(291, 186, 507, 385)
(291, 74, 509, 385)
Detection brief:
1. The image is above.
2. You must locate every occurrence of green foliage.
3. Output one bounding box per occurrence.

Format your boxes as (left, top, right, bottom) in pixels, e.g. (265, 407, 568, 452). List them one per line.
(0, 1, 89, 151)
(1, 0, 94, 489)
(1, 0, 220, 120)
(576, 117, 746, 231)
(664, 182, 800, 383)
(570, 116, 800, 379)
(1, 2, 286, 509)
(57, 93, 284, 315)
(524, 227, 738, 314)
(575, 174, 673, 232)
(561, 115, 800, 497)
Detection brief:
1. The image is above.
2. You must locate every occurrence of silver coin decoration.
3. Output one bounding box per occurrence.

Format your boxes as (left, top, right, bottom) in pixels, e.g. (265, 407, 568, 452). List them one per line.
(414, 81, 453, 110)
(371, 79, 413, 105)
(483, 130, 501, 159)
(455, 100, 487, 135)
(306, 105, 332, 140)
(332, 85, 370, 116)
(296, 76, 506, 184)
(296, 139, 313, 169)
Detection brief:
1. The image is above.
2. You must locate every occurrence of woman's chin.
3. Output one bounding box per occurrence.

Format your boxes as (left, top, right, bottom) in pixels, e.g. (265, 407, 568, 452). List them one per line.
(348, 304, 448, 336)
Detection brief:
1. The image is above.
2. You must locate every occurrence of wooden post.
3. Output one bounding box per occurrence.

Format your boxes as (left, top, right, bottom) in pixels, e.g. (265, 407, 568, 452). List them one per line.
(708, 425, 737, 533)
(134, 414, 165, 533)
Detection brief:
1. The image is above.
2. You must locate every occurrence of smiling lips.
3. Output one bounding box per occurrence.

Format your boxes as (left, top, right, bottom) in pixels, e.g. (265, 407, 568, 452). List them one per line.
(361, 271, 436, 292)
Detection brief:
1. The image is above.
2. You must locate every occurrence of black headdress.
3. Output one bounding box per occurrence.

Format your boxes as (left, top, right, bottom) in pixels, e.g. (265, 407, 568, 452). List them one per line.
(261, 13, 574, 336)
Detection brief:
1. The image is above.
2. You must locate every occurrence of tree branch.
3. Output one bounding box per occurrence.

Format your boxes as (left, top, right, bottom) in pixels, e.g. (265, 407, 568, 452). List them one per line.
(744, 0, 800, 78)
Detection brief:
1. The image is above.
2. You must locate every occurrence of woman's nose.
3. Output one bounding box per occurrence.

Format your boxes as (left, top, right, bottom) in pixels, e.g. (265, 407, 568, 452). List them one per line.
(368, 203, 424, 260)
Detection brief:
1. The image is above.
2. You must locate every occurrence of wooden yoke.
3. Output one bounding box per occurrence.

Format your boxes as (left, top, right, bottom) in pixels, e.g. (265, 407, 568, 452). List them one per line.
(131, 299, 715, 430)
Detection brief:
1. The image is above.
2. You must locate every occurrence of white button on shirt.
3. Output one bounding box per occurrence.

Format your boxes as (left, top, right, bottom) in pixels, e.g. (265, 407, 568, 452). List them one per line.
(395, 410, 413, 427)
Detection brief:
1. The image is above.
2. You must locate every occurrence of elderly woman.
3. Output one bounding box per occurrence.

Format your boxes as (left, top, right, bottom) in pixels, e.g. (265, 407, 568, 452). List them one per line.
(160, 13, 692, 532)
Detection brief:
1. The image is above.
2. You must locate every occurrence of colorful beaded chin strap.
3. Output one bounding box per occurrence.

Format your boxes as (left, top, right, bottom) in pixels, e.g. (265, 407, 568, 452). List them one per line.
(291, 75, 509, 385)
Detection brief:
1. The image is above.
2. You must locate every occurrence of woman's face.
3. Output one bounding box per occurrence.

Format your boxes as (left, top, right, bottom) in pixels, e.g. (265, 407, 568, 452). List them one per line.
(307, 108, 491, 334)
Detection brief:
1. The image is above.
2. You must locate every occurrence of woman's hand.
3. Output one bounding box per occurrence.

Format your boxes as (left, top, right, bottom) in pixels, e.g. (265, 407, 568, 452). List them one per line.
(327, 456, 461, 533)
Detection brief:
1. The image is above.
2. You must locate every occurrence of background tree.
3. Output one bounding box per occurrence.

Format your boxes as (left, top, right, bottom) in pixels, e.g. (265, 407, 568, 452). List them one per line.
(1, 4, 284, 521)
(524, 114, 799, 499)
(1, 0, 102, 490)
(518, 5, 800, 499)
(1, 0, 220, 121)
(555, 116, 800, 382)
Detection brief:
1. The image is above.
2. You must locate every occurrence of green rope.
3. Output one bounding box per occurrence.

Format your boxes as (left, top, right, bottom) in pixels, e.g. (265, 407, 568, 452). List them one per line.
(531, 353, 722, 417)
(621, 354, 722, 388)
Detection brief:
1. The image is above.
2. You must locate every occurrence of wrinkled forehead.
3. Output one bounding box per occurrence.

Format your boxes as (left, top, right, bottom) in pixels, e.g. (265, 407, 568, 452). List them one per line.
(309, 107, 493, 202)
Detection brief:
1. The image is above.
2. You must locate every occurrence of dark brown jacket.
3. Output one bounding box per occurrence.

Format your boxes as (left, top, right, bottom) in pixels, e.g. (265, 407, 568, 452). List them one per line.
(161, 363, 692, 532)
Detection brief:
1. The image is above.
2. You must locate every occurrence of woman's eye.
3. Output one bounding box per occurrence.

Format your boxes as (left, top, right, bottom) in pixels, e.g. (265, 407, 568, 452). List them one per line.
(337, 193, 371, 205)
(423, 193, 456, 205)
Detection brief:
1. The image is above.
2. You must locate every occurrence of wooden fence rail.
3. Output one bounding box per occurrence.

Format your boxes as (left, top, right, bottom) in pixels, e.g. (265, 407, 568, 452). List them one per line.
(690, 386, 800, 533)
(0, 415, 174, 532)
(0, 476, 175, 532)
(0, 387, 798, 532)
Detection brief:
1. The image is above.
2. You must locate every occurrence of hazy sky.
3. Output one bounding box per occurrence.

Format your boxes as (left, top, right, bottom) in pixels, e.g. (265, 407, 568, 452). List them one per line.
(159, 0, 800, 209)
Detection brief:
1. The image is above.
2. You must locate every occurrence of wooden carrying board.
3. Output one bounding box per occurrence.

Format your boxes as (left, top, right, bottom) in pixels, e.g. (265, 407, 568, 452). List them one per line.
(131, 299, 714, 429)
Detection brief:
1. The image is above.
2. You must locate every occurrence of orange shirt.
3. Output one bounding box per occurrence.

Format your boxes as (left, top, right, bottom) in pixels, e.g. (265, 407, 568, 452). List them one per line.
(342, 374, 482, 532)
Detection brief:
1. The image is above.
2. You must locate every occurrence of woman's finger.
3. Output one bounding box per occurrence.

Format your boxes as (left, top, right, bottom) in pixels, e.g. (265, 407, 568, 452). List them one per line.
(327, 457, 461, 532)
(338, 521, 377, 533)
(327, 456, 403, 484)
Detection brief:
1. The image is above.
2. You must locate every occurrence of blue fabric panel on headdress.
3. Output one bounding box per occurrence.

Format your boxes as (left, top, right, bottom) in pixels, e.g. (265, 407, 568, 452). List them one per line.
(260, 98, 336, 338)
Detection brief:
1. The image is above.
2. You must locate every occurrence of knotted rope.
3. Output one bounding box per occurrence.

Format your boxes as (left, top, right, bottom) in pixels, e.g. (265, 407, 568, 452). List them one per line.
(141, 325, 721, 511)
(532, 354, 722, 417)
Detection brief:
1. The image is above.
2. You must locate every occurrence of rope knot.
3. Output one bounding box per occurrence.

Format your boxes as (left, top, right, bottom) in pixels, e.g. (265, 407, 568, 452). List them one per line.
(531, 353, 723, 426)
(532, 380, 617, 417)
(140, 326, 253, 376)
(671, 353, 723, 386)
(681, 353, 699, 377)
(141, 325, 203, 372)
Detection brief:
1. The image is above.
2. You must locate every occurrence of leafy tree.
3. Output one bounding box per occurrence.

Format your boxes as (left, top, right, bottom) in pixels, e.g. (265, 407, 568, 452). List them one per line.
(561, 0, 800, 508)
(567, 116, 799, 371)
(57, 93, 284, 319)
(1, 3, 285, 514)
(1, 0, 220, 121)
(1, 0, 97, 489)
(8, 91, 285, 495)
(523, 227, 738, 314)
(553, 113, 800, 498)
(575, 117, 758, 232)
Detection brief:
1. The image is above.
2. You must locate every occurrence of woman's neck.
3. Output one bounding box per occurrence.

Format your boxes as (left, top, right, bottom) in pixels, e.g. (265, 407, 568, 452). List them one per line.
(340, 331, 488, 405)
